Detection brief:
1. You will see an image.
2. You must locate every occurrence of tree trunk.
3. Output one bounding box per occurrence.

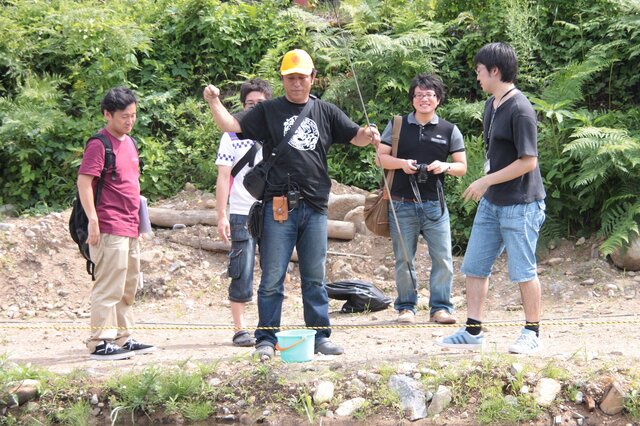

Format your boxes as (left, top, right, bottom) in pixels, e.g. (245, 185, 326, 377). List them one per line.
(149, 207, 355, 240)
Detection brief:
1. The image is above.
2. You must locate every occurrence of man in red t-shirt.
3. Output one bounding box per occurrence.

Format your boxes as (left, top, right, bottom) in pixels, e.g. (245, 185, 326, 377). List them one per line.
(77, 87, 155, 361)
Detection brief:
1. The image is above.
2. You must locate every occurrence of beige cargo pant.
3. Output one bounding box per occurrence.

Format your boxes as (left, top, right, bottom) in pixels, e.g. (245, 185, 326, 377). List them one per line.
(87, 234, 140, 353)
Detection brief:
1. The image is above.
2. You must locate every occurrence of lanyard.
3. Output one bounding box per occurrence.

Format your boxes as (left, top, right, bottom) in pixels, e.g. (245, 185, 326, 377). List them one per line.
(485, 87, 517, 153)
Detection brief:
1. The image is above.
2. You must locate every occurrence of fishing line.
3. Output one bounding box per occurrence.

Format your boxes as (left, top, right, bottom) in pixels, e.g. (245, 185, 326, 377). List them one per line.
(327, 0, 418, 294)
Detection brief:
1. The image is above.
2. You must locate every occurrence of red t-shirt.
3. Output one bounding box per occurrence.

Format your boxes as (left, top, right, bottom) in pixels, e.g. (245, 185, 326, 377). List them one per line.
(78, 129, 140, 238)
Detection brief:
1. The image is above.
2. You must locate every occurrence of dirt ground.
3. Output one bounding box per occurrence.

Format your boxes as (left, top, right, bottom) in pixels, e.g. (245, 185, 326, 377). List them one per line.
(1, 183, 640, 423)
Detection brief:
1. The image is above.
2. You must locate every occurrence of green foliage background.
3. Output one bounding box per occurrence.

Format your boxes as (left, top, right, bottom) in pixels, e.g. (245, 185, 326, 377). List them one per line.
(0, 0, 638, 254)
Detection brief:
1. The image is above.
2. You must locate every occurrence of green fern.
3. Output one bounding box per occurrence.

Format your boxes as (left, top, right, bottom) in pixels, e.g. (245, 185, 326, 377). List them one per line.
(564, 126, 640, 255)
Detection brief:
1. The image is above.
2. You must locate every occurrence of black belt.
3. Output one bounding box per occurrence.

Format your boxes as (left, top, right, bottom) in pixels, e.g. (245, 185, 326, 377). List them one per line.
(390, 195, 417, 202)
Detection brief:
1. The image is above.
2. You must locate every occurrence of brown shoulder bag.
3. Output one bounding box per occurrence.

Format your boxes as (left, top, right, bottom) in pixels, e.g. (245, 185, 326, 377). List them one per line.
(363, 115, 401, 237)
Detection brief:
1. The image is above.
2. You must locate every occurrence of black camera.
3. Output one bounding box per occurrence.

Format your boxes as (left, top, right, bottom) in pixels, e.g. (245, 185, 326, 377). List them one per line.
(415, 163, 430, 183)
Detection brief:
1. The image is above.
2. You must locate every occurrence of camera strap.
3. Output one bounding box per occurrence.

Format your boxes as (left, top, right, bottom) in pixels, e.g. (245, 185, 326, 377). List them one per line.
(409, 175, 445, 222)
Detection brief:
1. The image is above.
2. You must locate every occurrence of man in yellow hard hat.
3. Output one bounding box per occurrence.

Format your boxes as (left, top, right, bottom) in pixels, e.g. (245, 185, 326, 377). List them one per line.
(204, 48, 380, 361)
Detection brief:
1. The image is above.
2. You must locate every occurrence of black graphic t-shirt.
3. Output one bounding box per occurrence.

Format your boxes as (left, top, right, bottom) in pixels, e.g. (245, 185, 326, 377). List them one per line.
(238, 96, 360, 213)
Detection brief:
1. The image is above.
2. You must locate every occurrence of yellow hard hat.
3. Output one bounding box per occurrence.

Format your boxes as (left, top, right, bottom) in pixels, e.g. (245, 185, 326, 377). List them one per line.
(280, 49, 315, 76)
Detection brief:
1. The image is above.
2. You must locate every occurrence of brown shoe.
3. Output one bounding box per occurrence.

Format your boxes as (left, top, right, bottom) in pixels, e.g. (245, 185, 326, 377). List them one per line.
(397, 310, 416, 324)
(430, 310, 456, 324)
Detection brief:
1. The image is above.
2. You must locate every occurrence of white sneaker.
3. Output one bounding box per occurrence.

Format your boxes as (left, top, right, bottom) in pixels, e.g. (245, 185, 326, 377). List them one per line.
(397, 310, 415, 324)
(508, 328, 543, 354)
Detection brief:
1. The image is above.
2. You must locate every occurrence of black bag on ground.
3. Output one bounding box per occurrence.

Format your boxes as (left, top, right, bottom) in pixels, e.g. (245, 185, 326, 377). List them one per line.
(325, 279, 392, 313)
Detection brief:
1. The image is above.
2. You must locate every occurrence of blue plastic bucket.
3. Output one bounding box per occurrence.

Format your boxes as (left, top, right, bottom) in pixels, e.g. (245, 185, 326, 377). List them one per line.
(275, 329, 316, 363)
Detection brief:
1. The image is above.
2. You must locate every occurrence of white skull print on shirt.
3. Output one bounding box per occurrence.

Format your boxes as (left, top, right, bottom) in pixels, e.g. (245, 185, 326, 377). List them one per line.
(284, 115, 319, 151)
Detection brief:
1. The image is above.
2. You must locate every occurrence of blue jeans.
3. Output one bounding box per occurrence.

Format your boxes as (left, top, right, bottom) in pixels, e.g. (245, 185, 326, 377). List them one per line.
(255, 200, 331, 346)
(388, 200, 454, 316)
(228, 214, 256, 302)
(462, 198, 546, 283)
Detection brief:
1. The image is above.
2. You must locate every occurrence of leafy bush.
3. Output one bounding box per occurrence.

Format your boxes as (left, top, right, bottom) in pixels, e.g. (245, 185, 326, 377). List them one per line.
(0, 0, 639, 254)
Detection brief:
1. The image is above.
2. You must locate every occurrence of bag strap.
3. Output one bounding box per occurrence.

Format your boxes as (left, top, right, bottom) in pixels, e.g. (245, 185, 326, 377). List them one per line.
(231, 140, 262, 178)
(88, 133, 143, 202)
(383, 115, 402, 197)
(265, 97, 316, 164)
(87, 134, 115, 207)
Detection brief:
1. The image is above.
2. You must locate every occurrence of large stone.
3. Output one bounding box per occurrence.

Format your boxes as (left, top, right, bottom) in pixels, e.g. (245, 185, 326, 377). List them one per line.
(599, 382, 625, 415)
(610, 236, 640, 271)
(427, 385, 452, 417)
(335, 397, 366, 417)
(534, 378, 561, 407)
(344, 206, 368, 235)
(313, 381, 334, 405)
(388, 375, 427, 421)
(328, 193, 365, 221)
(4, 379, 41, 407)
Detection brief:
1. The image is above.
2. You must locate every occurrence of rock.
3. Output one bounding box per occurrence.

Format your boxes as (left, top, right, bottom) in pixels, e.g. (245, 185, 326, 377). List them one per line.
(580, 279, 595, 286)
(585, 395, 596, 411)
(388, 375, 427, 421)
(169, 260, 186, 273)
(358, 371, 382, 384)
(344, 206, 368, 235)
(328, 193, 365, 221)
(184, 182, 196, 192)
(139, 250, 163, 265)
(574, 391, 584, 404)
(24, 229, 36, 238)
(90, 394, 99, 405)
(575, 237, 586, 246)
(4, 379, 41, 407)
(599, 381, 625, 415)
(347, 378, 367, 396)
(373, 265, 389, 277)
(504, 395, 518, 406)
(427, 385, 452, 417)
(510, 363, 524, 375)
(546, 257, 564, 266)
(610, 236, 640, 271)
(335, 397, 366, 417)
(534, 378, 561, 407)
(0, 223, 16, 231)
(313, 381, 334, 404)
(0, 204, 18, 216)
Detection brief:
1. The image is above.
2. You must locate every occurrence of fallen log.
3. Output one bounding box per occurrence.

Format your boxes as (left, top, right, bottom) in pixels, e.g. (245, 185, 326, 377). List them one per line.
(168, 234, 299, 262)
(149, 207, 217, 227)
(150, 207, 355, 240)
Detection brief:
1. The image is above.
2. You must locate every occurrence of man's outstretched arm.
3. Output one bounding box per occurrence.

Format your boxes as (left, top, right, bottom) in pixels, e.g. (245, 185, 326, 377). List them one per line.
(203, 84, 242, 133)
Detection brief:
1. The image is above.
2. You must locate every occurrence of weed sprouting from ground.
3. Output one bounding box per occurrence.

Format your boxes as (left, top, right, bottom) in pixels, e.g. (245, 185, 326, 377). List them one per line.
(542, 360, 571, 381)
(289, 391, 315, 424)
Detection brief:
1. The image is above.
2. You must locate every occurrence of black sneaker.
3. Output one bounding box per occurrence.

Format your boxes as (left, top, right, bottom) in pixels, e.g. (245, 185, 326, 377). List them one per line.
(90, 341, 135, 361)
(121, 338, 156, 354)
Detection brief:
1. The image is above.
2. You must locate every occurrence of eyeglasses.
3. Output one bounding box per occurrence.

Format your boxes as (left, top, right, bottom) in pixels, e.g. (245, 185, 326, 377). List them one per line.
(413, 92, 437, 99)
(244, 100, 264, 108)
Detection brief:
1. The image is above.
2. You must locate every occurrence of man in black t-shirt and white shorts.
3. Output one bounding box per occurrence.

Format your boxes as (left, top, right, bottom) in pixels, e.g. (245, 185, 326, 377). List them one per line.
(437, 42, 547, 354)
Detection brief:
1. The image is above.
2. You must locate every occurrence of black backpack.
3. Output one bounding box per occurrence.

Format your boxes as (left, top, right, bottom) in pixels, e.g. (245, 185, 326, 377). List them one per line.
(325, 280, 393, 313)
(69, 134, 140, 280)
